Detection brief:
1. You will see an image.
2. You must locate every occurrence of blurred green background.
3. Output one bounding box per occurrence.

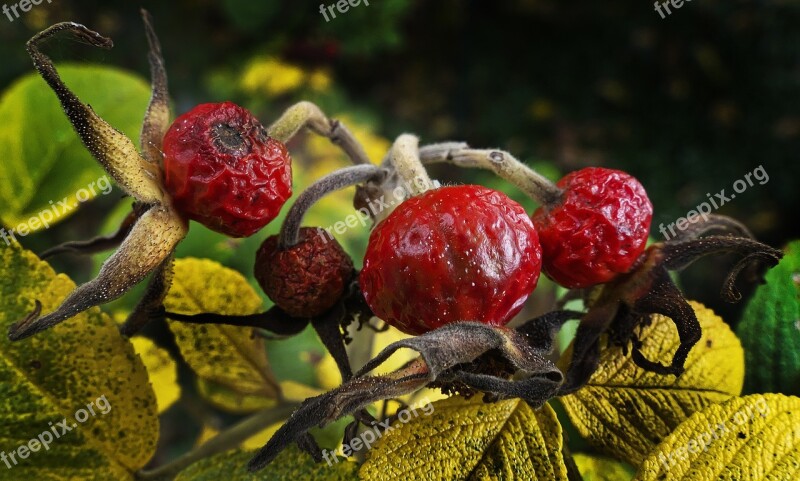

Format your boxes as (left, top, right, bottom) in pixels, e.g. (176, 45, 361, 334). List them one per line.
(0, 0, 798, 468)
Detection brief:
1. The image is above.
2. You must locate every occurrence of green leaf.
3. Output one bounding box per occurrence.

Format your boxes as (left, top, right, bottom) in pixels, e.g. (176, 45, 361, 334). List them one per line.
(0, 242, 158, 479)
(635, 394, 800, 480)
(359, 396, 569, 480)
(0, 64, 151, 231)
(165, 258, 280, 413)
(737, 240, 800, 395)
(561, 301, 744, 466)
(573, 453, 635, 481)
(174, 446, 358, 481)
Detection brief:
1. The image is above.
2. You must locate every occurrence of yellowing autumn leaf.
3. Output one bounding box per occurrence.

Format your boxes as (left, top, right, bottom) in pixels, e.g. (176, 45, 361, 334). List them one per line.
(131, 336, 180, 414)
(561, 301, 744, 466)
(573, 453, 635, 481)
(359, 396, 568, 480)
(635, 394, 800, 480)
(175, 447, 358, 481)
(0, 242, 158, 480)
(165, 258, 280, 413)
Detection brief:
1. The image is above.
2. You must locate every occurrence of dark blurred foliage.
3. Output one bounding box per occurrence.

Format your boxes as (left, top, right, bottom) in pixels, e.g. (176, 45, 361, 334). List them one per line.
(1, 0, 797, 323)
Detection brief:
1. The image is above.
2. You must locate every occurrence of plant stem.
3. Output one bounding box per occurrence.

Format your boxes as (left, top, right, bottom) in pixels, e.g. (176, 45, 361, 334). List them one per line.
(389, 134, 433, 197)
(420, 146, 563, 206)
(136, 401, 300, 481)
(268, 101, 371, 165)
(279, 164, 385, 248)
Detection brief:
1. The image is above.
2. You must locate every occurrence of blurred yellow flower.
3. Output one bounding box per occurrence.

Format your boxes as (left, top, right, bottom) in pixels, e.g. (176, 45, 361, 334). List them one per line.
(308, 69, 332, 92)
(241, 57, 305, 97)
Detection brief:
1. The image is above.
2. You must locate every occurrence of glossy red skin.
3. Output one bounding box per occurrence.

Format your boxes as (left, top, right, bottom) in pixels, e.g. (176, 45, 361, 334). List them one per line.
(163, 102, 292, 237)
(360, 185, 542, 335)
(255, 228, 353, 318)
(531, 167, 652, 289)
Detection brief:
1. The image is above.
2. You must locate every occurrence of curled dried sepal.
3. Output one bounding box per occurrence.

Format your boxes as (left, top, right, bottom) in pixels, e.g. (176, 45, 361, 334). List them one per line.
(9, 206, 187, 340)
(26, 19, 164, 204)
(660, 235, 783, 301)
(247, 321, 565, 471)
(558, 233, 783, 395)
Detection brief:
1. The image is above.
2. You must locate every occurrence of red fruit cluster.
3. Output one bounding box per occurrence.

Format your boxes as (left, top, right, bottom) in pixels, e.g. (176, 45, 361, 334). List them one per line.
(360, 185, 542, 335)
(163, 102, 292, 237)
(255, 228, 354, 318)
(532, 167, 652, 288)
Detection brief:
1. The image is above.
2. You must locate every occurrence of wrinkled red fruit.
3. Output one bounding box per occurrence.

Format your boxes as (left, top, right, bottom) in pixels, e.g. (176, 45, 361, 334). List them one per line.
(531, 167, 653, 289)
(360, 185, 542, 335)
(163, 102, 292, 237)
(255, 228, 354, 318)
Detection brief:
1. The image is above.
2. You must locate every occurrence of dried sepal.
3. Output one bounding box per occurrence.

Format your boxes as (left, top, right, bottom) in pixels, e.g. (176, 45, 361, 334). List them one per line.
(9, 205, 187, 340)
(139, 8, 170, 165)
(26, 21, 165, 204)
(248, 320, 567, 471)
(39, 205, 141, 259)
(669, 213, 753, 241)
(558, 233, 783, 395)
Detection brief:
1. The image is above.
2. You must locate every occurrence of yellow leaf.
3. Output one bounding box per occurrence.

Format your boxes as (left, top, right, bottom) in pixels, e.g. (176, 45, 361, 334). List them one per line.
(561, 301, 744, 466)
(175, 446, 358, 481)
(0, 242, 158, 479)
(359, 396, 568, 480)
(131, 337, 180, 414)
(573, 453, 635, 481)
(165, 258, 280, 413)
(635, 394, 800, 480)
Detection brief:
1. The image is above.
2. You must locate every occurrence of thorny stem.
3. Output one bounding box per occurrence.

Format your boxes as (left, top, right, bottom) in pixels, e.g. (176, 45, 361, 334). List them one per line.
(268, 101, 371, 166)
(279, 164, 385, 248)
(136, 401, 300, 481)
(390, 134, 433, 197)
(420, 145, 563, 206)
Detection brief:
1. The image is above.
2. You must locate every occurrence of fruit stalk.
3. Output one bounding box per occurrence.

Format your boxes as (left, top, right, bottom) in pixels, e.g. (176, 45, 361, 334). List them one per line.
(420, 146, 563, 206)
(389, 134, 433, 197)
(268, 101, 371, 166)
(280, 164, 385, 248)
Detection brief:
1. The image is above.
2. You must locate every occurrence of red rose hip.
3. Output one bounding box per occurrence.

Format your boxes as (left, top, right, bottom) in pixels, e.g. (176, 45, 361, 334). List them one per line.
(163, 102, 292, 237)
(255, 228, 354, 318)
(531, 167, 653, 288)
(360, 185, 543, 335)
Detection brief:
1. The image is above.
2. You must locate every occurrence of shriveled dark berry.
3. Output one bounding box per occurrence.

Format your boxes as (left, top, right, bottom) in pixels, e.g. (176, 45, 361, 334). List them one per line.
(255, 227, 353, 318)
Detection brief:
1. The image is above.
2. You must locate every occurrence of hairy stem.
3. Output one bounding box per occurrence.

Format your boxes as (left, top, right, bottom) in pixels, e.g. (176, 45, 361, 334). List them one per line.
(268, 101, 371, 166)
(280, 164, 384, 248)
(420, 146, 562, 206)
(136, 401, 300, 481)
(390, 134, 433, 197)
